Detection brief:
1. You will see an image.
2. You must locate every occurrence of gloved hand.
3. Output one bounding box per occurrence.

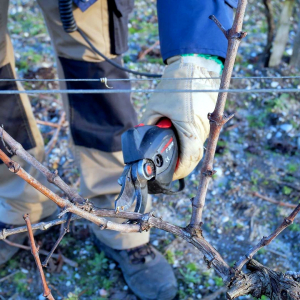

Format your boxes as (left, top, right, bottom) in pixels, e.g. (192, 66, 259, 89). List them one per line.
(141, 55, 221, 180)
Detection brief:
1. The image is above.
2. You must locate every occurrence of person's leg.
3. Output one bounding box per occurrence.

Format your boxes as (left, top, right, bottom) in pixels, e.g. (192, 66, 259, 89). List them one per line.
(0, 0, 57, 226)
(0, 0, 58, 266)
(36, 2, 177, 298)
(37, 0, 150, 249)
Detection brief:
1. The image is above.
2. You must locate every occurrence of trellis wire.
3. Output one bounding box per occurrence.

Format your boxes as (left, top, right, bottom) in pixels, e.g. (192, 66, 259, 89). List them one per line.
(0, 88, 299, 95)
(0, 75, 300, 82)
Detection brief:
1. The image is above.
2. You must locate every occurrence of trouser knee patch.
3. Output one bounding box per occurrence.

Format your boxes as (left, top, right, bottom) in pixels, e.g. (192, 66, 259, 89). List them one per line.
(59, 56, 137, 153)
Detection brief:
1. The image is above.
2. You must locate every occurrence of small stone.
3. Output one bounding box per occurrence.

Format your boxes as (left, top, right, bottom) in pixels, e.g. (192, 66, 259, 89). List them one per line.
(109, 263, 116, 270)
(197, 294, 202, 299)
(275, 131, 282, 138)
(173, 260, 179, 268)
(62, 265, 68, 272)
(222, 216, 229, 223)
(271, 81, 279, 88)
(266, 133, 272, 140)
(188, 282, 194, 289)
(123, 285, 128, 291)
(217, 228, 222, 234)
(280, 124, 293, 132)
(152, 240, 159, 246)
(66, 281, 71, 287)
(74, 273, 81, 279)
(99, 289, 108, 297)
(21, 268, 28, 274)
(38, 293, 46, 300)
(236, 235, 245, 241)
(208, 278, 215, 286)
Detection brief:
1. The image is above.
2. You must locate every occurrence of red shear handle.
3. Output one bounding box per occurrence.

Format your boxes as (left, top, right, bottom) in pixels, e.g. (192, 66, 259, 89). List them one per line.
(134, 118, 172, 129)
(156, 118, 172, 128)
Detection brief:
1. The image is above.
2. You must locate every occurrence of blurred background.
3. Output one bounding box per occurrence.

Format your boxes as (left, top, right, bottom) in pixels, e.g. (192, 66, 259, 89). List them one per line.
(0, 0, 300, 299)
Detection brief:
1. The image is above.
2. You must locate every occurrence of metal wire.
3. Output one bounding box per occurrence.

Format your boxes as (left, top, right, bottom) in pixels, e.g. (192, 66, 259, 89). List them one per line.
(0, 88, 299, 95)
(0, 75, 300, 82)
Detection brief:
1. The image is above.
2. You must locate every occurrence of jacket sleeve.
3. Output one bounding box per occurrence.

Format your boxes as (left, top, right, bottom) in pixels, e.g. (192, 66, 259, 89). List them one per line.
(157, 0, 237, 63)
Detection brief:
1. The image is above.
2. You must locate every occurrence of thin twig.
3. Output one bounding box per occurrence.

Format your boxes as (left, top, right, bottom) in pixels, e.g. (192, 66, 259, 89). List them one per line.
(235, 203, 300, 272)
(0, 214, 81, 240)
(3, 239, 78, 267)
(45, 112, 66, 156)
(253, 191, 297, 209)
(0, 127, 85, 205)
(23, 214, 55, 300)
(42, 212, 72, 267)
(138, 40, 160, 60)
(190, 0, 248, 235)
(0, 270, 20, 283)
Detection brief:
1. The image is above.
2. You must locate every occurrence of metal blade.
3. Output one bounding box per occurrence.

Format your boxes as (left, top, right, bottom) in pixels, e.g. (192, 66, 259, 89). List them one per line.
(115, 164, 136, 212)
(132, 161, 149, 213)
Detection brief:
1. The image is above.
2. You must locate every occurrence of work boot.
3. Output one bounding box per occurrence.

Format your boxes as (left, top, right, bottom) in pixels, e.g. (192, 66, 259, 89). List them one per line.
(93, 237, 178, 300)
(0, 209, 59, 266)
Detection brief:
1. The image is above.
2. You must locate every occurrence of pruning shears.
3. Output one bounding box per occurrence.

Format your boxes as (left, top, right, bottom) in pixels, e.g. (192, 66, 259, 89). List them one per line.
(115, 118, 185, 214)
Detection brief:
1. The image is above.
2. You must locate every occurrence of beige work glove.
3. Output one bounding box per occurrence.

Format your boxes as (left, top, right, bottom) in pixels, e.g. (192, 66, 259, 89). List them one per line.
(141, 55, 221, 180)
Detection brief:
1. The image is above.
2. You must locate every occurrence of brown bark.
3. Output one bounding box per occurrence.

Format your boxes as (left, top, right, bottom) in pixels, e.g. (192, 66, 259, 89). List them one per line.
(269, 0, 295, 67)
(24, 214, 55, 300)
(290, 14, 300, 68)
(262, 0, 275, 66)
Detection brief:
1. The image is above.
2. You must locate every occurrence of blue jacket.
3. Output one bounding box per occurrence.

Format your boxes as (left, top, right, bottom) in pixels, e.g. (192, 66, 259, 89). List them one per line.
(157, 0, 237, 62)
(73, 0, 237, 61)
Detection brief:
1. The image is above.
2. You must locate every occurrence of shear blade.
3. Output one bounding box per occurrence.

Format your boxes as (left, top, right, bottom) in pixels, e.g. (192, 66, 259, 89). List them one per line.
(115, 164, 135, 212)
(131, 161, 149, 214)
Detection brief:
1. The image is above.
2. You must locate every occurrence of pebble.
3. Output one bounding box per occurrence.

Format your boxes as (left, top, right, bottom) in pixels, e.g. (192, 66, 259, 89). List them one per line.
(38, 293, 46, 300)
(222, 216, 229, 223)
(74, 273, 81, 279)
(197, 294, 202, 299)
(109, 263, 116, 270)
(280, 124, 293, 132)
(236, 235, 245, 241)
(217, 228, 222, 234)
(123, 285, 128, 291)
(266, 132, 272, 140)
(21, 268, 28, 274)
(99, 289, 108, 297)
(188, 282, 194, 289)
(66, 281, 71, 287)
(62, 265, 68, 272)
(271, 81, 279, 88)
(152, 240, 159, 246)
(208, 278, 215, 286)
(275, 131, 282, 138)
(173, 260, 180, 268)
(263, 258, 268, 264)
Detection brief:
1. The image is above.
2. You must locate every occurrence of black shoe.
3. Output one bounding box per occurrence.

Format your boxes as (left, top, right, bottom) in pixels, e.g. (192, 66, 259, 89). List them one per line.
(0, 209, 59, 266)
(93, 236, 178, 300)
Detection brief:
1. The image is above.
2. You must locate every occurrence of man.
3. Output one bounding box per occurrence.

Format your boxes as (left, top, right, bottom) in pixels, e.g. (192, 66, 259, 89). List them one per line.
(0, 0, 236, 299)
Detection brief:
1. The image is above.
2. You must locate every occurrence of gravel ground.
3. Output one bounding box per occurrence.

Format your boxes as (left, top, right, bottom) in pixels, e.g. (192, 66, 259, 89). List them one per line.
(0, 1, 300, 299)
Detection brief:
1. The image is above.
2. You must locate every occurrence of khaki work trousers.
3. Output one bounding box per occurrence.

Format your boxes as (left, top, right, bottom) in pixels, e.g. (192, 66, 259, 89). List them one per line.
(0, 0, 150, 249)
